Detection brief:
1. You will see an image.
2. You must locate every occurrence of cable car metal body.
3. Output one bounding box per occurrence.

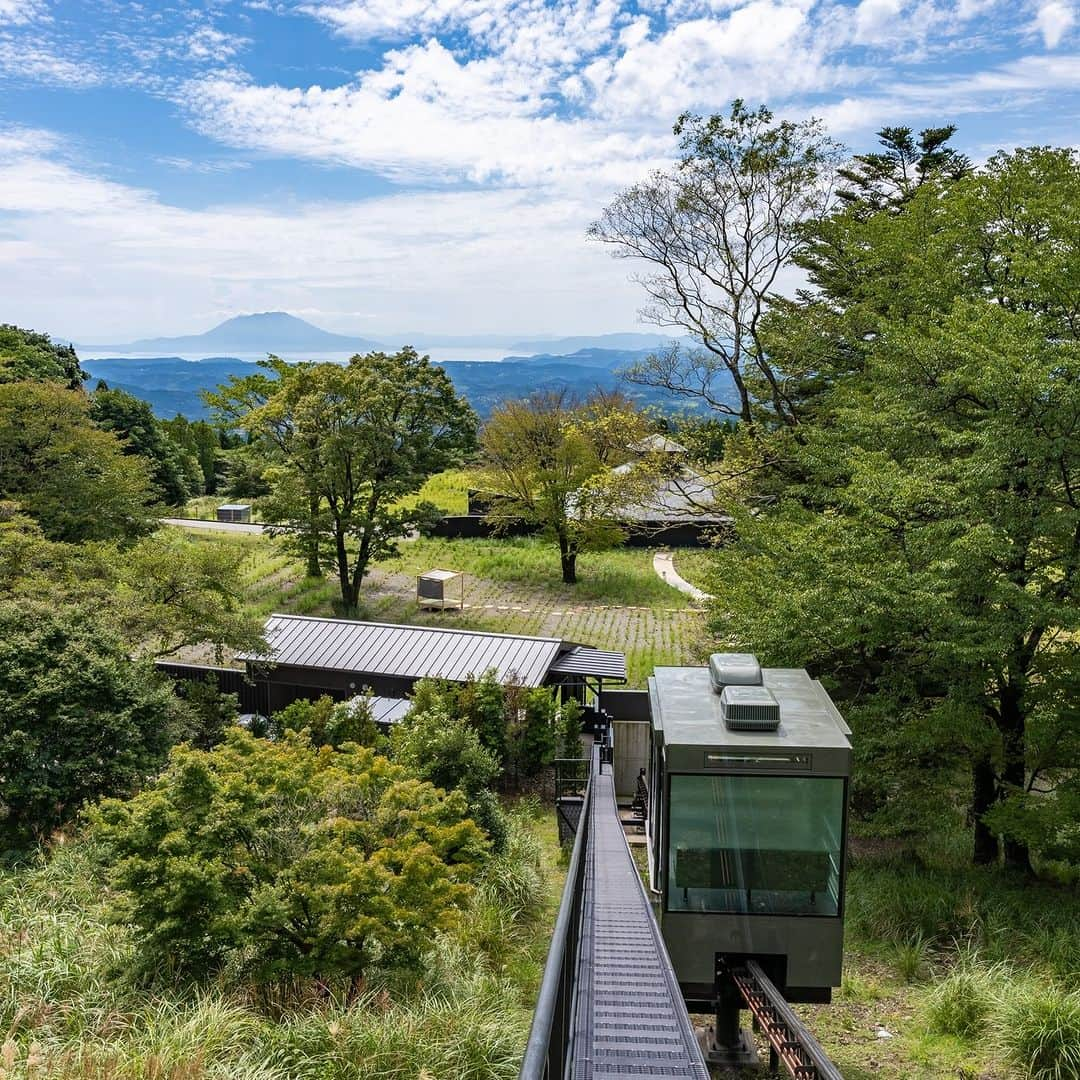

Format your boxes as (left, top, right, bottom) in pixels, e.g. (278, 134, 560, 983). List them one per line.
(646, 655, 852, 1064)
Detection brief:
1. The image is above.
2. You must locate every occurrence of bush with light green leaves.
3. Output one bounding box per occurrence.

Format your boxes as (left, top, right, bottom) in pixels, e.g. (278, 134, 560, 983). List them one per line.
(91, 729, 489, 989)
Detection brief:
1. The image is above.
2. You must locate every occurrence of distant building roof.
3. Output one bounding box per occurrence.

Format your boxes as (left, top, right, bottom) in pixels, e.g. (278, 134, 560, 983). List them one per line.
(239, 614, 624, 688)
(629, 433, 688, 454)
(364, 696, 413, 726)
(610, 463, 731, 524)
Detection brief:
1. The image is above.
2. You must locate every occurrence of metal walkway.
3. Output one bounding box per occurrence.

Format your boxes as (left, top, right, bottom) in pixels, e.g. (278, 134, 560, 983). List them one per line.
(572, 762, 710, 1079)
(521, 749, 709, 1079)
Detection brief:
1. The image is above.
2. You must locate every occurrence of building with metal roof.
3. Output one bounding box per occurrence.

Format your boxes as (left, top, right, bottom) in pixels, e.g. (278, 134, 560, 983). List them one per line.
(238, 613, 626, 714)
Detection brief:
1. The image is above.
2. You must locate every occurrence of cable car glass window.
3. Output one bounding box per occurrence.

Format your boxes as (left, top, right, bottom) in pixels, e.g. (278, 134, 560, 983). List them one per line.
(667, 775, 843, 916)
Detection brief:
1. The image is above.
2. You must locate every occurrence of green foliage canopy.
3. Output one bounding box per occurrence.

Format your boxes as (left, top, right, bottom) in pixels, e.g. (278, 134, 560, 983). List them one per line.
(0, 381, 156, 542)
(91, 385, 199, 506)
(208, 349, 477, 613)
(475, 391, 655, 584)
(0, 600, 178, 844)
(0, 324, 85, 389)
(713, 144, 1080, 871)
(92, 731, 489, 985)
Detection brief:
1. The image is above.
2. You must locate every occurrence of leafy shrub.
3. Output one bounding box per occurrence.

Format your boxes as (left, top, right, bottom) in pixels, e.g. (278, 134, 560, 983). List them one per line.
(91, 730, 489, 986)
(0, 600, 179, 846)
(390, 705, 506, 851)
(505, 687, 557, 783)
(997, 982, 1080, 1080)
(925, 964, 1001, 1038)
(272, 694, 380, 748)
(556, 697, 584, 760)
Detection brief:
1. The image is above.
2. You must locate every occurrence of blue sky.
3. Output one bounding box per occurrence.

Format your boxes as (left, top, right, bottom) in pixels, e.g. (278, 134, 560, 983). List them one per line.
(0, 0, 1077, 342)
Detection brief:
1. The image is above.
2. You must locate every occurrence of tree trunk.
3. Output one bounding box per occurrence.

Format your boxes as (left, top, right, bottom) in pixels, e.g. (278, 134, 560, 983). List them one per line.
(998, 687, 1034, 875)
(305, 493, 321, 577)
(971, 754, 999, 866)
(333, 524, 359, 616)
(558, 533, 577, 584)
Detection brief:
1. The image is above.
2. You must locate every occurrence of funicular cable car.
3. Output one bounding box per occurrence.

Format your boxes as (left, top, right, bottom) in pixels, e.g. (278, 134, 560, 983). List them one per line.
(646, 653, 852, 1065)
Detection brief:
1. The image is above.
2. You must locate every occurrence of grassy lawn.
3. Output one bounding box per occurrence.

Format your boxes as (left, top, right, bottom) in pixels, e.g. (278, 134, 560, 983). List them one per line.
(176, 528, 706, 686)
(0, 801, 560, 1080)
(672, 548, 718, 593)
(180, 471, 473, 523)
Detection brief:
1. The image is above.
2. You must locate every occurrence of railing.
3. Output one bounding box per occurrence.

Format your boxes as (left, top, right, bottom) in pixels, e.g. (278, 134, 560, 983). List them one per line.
(519, 748, 595, 1079)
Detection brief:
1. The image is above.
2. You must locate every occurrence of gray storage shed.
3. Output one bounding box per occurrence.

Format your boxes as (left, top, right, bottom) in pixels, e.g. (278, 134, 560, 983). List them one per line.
(216, 503, 252, 523)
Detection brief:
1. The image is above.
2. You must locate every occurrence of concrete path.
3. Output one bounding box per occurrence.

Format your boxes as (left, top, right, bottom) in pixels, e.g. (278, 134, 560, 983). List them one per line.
(160, 517, 269, 534)
(653, 549, 712, 602)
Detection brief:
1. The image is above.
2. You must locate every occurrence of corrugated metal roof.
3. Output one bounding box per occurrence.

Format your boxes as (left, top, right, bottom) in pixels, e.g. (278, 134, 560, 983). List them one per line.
(548, 646, 627, 682)
(239, 614, 565, 687)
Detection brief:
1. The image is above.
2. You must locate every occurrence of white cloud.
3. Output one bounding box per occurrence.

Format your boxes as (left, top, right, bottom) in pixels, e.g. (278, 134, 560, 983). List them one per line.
(0, 37, 100, 84)
(1034, 0, 1075, 46)
(154, 155, 252, 173)
(182, 40, 671, 187)
(183, 25, 249, 63)
(0, 0, 45, 25)
(0, 127, 645, 341)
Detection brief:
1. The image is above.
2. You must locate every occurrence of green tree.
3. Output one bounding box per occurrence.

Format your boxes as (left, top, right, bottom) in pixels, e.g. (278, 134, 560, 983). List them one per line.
(720, 146, 1080, 871)
(506, 687, 558, 784)
(589, 100, 843, 428)
(0, 600, 178, 844)
(209, 349, 476, 612)
(0, 382, 156, 542)
(0, 325, 85, 388)
(172, 677, 241, 751)
(273, 693, 380, 749)
(474, 391, 653, 583)
(390, 691, 506, 850)
(835, 124, 971, 212)
(111, 530, 266, 661)
(162, 415, 221, 495)
(91, 385, 198, 506)
(92, 731, 488, 986)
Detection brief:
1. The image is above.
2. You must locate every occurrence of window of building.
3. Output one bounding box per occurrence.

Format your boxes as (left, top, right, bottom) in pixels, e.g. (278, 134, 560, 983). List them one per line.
(666, 774, 844, 916)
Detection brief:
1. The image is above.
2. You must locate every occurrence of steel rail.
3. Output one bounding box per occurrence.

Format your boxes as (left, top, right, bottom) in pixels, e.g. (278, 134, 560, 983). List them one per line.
(730, 960, 844, 1080)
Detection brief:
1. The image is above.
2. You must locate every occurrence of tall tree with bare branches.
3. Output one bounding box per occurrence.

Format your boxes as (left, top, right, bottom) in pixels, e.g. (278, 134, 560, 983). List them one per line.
(589, 100, 842, 429)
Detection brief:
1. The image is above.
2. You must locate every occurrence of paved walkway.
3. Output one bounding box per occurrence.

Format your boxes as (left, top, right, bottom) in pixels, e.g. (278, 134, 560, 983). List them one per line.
(160, 517, 269, 534)
(652, 549, 712, 602)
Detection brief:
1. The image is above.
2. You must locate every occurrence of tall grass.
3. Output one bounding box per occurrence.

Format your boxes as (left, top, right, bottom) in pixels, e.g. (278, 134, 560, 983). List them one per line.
(924, 962, 1004, 1038)
(997, 982, 1080, 1080)
(0, 804, 557, 1080)
(847, 858, 1080, 980)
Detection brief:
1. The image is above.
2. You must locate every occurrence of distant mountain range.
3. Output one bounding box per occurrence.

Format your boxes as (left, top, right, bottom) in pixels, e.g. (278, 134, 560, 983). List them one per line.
(82, 347, 737, 422)
(83, 312, 383, 355)
(78, 312, 685, 358)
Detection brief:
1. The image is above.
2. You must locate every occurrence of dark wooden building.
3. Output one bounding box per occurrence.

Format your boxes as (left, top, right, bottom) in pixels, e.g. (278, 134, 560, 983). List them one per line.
(236, 613, 627, 715)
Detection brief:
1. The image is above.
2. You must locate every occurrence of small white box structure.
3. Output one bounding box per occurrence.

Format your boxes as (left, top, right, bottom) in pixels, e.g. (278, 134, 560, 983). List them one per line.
(416, 568, 464, 610)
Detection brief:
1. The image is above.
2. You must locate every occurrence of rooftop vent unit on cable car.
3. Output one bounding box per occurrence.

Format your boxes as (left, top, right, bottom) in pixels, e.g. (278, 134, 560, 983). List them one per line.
(720, 685, 781, 731)
(708, 652, 762, 693)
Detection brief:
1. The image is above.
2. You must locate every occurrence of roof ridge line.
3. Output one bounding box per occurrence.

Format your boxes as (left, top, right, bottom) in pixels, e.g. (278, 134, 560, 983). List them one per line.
(264, 611, 567, 645)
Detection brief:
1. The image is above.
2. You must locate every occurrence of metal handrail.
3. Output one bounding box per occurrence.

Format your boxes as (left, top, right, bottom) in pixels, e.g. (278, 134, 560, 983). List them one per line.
(519, 748, 595, 1079)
